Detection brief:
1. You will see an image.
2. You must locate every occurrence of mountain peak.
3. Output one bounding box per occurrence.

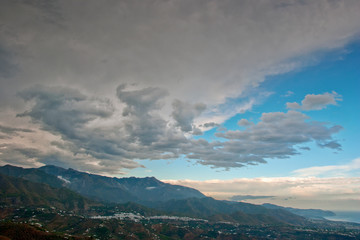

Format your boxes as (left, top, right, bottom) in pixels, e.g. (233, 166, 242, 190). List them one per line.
(144, 176, 160, 182)
(41, 165, 67, 170)
(2, 164, 23, 169)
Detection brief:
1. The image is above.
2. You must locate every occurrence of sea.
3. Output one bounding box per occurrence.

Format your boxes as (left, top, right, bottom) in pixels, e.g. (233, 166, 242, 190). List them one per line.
(324, 211, 360, 224)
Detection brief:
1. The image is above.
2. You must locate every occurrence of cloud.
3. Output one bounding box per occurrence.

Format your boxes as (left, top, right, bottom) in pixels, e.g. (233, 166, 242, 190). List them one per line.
(287, 92, 342, 110)
(17, 85, 114, 138)
(201, 122, 220, 128)
(1, 0, 360, 110)
(172, 99, 206, 133)
(0, 124, 33, 136)
(116, 84, 170, 145)
(0, 0, 358, 174)
(0, 85, 342, 173)
(13, 85, 145, 173)
(0, 143, 43, 167)
(164, 176, 360, 211)
(8, 85, 191, 173)
(0, 45, 17, 78)
(212, 111, 343, 167)
(229, 195, 274, 201)
(117, 84, 169, 116)
(283, 91, 294, 97)
(293, 158, 360, 177)
(0, 143, 129, 175)
(237, 119, 253, 126)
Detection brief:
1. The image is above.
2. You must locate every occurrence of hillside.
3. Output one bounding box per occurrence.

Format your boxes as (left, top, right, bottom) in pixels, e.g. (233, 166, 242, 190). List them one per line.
(0, 164, 205, 204)
(0, 222, 89, 240)
(144, 197, 308, 226)
(40, 165, 206, 203)
(0, 173, 99, 212)
(0, 165, 64, 188)
(262, 203, 336, 220)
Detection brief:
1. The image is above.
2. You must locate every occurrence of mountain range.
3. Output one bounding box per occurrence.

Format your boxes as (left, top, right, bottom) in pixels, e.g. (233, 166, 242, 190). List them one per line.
(0, 164, 205, 203)
(0, 164, 336, 226)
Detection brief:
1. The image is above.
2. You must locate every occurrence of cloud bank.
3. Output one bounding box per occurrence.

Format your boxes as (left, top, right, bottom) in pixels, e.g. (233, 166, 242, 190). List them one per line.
(1, 0, 360, 108)
(293, 158, 360, 177)
(0, 85, 341, 173)
(229, 195, 274, 201)
(164, 174, 360, 211)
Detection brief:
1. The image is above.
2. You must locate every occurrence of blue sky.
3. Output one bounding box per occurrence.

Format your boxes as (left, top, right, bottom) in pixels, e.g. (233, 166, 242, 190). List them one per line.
(0, 0, 359, 210)
(130, 41, 360, 181)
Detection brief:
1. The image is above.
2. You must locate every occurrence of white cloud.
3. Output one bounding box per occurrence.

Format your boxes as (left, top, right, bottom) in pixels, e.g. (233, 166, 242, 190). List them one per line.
(237, 119, 253, 127)
(293, 158, 360, 177)
(283, 91, 294, 97)
(287, 91, 342, 110)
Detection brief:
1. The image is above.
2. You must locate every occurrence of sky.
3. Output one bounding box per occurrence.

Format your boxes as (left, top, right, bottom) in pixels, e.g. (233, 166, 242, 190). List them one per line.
(0, 0, 359, 211)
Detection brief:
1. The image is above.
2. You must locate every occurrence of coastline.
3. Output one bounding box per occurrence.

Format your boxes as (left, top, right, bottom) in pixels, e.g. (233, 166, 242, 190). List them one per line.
(324, 211, 360, 224)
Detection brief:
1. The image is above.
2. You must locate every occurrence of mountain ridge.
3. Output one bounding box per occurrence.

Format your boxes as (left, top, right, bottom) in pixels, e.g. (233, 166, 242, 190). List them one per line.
(262, 203, 336, 219)
(0, 164, 206, 204)
(0, 171, 309, 227)
(0, 172, 99, 212)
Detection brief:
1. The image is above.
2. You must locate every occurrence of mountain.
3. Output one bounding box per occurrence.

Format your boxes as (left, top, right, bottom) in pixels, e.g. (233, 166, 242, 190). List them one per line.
(0, 172, 309, 227)
(1, 178, 357, 240)
(0, 164, 205, 204)
(39, 165, 136, 203)
(0, 164, 64, 188)
(145, 197, 308, 226)
(41, 165, 205, 203)
(0, 173, 99, 212)
(116, 176, 205, 202)
(262, 203, 336, 220)
(209, 211, 284, 225)
(39, 165, 206, 203)
(0, 164, 315, 226)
